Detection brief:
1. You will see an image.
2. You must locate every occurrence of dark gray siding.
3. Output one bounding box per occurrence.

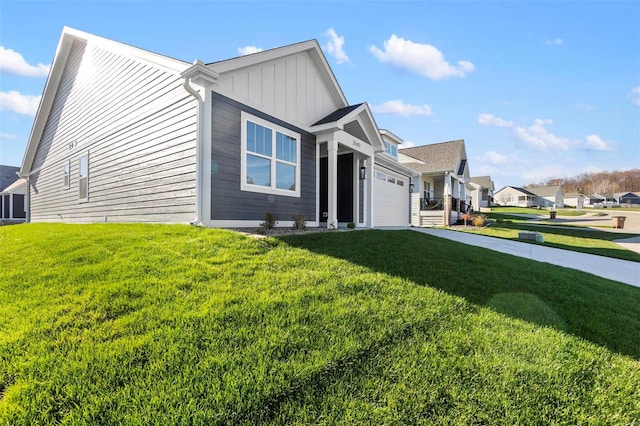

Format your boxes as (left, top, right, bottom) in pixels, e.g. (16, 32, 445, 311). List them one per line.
(211, 94, 316, 222)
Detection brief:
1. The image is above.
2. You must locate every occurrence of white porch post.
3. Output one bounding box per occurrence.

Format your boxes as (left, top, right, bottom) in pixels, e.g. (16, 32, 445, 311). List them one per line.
(443, 173, 452, 226)
(366, 155, 374, 227)
(327, 139, 338, 229)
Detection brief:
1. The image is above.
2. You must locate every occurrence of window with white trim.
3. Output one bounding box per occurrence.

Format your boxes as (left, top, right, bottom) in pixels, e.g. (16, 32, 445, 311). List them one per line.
(384, 141, 397, 159)
(241, 112, 300, 197)
(79, 153, 89, 202)
(63, 161, 70, 188)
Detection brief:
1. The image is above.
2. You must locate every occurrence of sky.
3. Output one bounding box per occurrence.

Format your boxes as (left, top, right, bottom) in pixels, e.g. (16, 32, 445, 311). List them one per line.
(1, 0, 639, 191)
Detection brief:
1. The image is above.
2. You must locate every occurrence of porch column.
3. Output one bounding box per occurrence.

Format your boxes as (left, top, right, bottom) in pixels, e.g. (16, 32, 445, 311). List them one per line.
(327, 139, 338, 229)
(443, 173, 452, 227)
(366, 155, 374, 227)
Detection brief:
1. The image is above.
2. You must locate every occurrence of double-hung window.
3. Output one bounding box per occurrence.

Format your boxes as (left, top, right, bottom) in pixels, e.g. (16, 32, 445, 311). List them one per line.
(241, 112, 300, 197)
(384, 141, 397, 159)
(79, 153, 89, 202)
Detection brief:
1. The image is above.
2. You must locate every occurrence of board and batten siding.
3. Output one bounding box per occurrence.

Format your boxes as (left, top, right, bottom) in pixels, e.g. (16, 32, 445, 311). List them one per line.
(29, 39, 198, 223)
(216, 51, 336, 127)
(210, 93, 316, 222)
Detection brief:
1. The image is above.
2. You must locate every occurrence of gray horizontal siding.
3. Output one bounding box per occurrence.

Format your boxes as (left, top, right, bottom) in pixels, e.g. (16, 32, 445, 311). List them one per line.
(211, 94, 316, 222)
(30, 39, 198, 224)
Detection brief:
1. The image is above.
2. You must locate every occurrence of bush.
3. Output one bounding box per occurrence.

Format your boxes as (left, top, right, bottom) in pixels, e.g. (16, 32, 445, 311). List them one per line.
(347, 222, 356, 229)
(472, 214, 487, 227)
(259, 213, 277, 233)
(292, 214, 306, 231)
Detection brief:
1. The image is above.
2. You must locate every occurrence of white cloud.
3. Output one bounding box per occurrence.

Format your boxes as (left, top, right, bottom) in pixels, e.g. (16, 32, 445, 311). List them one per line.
(477, 113, 513, 127)
(582, 134, 615, 151)
(0, 46, 50, 77)
(372, 100, 432, 116)
(515, 119, 569, 151)
(0, 90, 41, 116)
(237, 46, 264, 56)
(369, 34, 474, 80)
(545, 38, 564, 45)
(399, 141, 416, 149)
(0, 133, 18, 140)
(629, 86, 640, 106)
(476, 151, 510, 165)
(323, 28, 350, 64)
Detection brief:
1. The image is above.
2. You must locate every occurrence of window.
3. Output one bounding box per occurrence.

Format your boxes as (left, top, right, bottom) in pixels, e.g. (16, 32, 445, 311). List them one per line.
(376, 171, 386, 181)
(384, 141, 397, 159)
(63, 161, 70, 188)
(79, 153, 89, 202)
(241, 112, 300, 197)
(396, 179, 404, 187)
(387, 176, 396, 184)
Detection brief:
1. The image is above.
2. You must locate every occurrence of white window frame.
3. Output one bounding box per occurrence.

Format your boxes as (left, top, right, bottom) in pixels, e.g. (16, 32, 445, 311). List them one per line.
(240, 111, 301, 198)
(78, 153, 89, 202)
(63, 160, 70, 189)
(383, 141, 398, 159)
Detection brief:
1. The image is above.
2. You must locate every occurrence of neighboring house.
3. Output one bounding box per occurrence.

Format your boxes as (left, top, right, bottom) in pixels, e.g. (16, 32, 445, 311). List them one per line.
(19, 27, 416, 229)
(1, 178, 28, 223)
(615, 192, 640, 205)
(527, 186, 564, 208)
(494, 185, 563, 208)
(0, 165, 20, 192)
(563, 192, 586, 208)
(469, 176, 495, 211)
(399, 140, 471, 227)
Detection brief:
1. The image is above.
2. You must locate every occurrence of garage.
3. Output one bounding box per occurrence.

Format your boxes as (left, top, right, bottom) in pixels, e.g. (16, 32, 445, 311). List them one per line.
(374, 166, 410, 227)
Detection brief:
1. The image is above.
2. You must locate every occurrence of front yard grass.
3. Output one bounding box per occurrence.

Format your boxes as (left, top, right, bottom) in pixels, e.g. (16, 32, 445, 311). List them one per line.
(459, 222, 640, 262)
(1, 224, 639, 424)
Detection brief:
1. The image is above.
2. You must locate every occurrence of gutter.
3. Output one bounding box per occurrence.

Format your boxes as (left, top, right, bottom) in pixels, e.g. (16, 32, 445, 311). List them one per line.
(182, 76, 204, 226)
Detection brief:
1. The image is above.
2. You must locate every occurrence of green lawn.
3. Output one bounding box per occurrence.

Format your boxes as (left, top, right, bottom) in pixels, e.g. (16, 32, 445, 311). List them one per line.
(1, 224, 639, 424)
(489, 206, 587, 216)
(457, 222, 640, 262)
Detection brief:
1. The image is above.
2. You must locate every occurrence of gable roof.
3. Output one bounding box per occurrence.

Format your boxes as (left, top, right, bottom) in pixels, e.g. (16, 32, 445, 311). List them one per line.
(0, 165, 20, 191)
(495, 186, 537, 196)
(310, 103, 384, 151)
(313, 104, 364, 125)
(470, 176, 494, 190)
(526, 185, 562, 197)
(399, 140, 465, 174)
(20, 27, 190, 176)
(207, 39, 348, 109)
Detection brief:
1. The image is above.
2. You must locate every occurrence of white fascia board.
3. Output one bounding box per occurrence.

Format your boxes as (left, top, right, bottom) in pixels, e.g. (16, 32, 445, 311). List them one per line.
(374, 154, 419, 178)
(208, 39, 348, 108)
(379, 129, 403, 145)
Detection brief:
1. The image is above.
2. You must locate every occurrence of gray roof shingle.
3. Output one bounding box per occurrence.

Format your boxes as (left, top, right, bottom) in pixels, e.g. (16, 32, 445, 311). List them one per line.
(399, 140, 464, 173)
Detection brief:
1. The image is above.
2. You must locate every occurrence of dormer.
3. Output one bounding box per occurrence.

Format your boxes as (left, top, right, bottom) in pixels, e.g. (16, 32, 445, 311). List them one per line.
(380, 129, 403, 161)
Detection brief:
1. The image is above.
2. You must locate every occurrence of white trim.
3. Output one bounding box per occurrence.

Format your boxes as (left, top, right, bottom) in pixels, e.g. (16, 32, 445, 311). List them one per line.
(240, 111, 301, 198)
(78, 152, 89, 203)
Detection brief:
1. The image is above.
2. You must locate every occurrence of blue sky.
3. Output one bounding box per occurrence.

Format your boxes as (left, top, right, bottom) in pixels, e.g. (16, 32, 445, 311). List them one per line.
(1, 0, 639, 191)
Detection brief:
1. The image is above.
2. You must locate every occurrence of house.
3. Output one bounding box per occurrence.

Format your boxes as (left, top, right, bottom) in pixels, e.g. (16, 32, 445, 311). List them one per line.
(527, 186, 564, 208)
(398, 140, 471, 226)
(19, 27, 416, 229)
(563, 193, 586, 208)
(1, 176, 28, 224)
(614, 192, 640, 205)
(469, 176, 495, 211)
(494, 185, 564, 208)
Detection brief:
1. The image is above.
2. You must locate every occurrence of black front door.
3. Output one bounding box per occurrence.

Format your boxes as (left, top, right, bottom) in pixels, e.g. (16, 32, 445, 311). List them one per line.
(319, 153, 353, 223)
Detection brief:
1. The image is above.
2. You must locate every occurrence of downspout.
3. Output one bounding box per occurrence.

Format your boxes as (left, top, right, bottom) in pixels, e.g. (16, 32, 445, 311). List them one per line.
(183, 77, 204, 226)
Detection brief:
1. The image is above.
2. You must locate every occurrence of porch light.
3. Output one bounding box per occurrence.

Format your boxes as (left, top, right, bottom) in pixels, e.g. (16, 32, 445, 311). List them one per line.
(359, 166, 367, 180)
(409, 183, 415, 193)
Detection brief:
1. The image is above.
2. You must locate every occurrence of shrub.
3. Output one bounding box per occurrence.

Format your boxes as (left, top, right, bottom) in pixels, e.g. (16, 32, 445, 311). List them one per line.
(292, 214, 306, 231)
(259, 213, 277, 233)
(472, 214, 487, 227)
(347, 222, 356, 229)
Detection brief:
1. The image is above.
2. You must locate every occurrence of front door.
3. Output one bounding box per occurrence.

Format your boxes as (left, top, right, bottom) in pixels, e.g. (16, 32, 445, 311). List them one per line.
(319, 153, 353, 223)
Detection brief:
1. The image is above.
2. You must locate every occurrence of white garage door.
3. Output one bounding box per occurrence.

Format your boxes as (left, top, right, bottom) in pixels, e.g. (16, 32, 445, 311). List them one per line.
(374, 167, 409, 227)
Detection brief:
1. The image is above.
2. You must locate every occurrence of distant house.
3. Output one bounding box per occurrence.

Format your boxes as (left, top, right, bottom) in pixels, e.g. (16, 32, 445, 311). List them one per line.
(494, 185, 564, 208)
(1, 178, 28, 223)
(563, 193, 585, 208)
(0, 165, 20, 191)
(527, 186, 564, 208)
(469, 176, 495, 211)
(18, 27, 417, 228)
(399, 140, 471, 226)
(614, 192, 640, 205)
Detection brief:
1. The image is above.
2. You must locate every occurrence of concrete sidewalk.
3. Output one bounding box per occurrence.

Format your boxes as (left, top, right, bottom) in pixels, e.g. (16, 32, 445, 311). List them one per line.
(407, 228, 640, 288)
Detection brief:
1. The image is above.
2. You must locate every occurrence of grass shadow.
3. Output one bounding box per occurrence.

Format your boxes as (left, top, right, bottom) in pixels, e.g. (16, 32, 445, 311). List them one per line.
(279, 230, 640, 360)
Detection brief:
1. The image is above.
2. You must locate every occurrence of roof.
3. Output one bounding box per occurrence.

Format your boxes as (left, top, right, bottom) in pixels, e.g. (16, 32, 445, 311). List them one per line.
(0, 165, 20, 191)
(1, 178, 27, 193)
(495, 186, 537, 196)
(313, 104, 364, 125)
(615, 191, 640, 198)
(526, 185, 562, 197)
(470, 176, 494, 189)
(399, 140, 465, 173)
